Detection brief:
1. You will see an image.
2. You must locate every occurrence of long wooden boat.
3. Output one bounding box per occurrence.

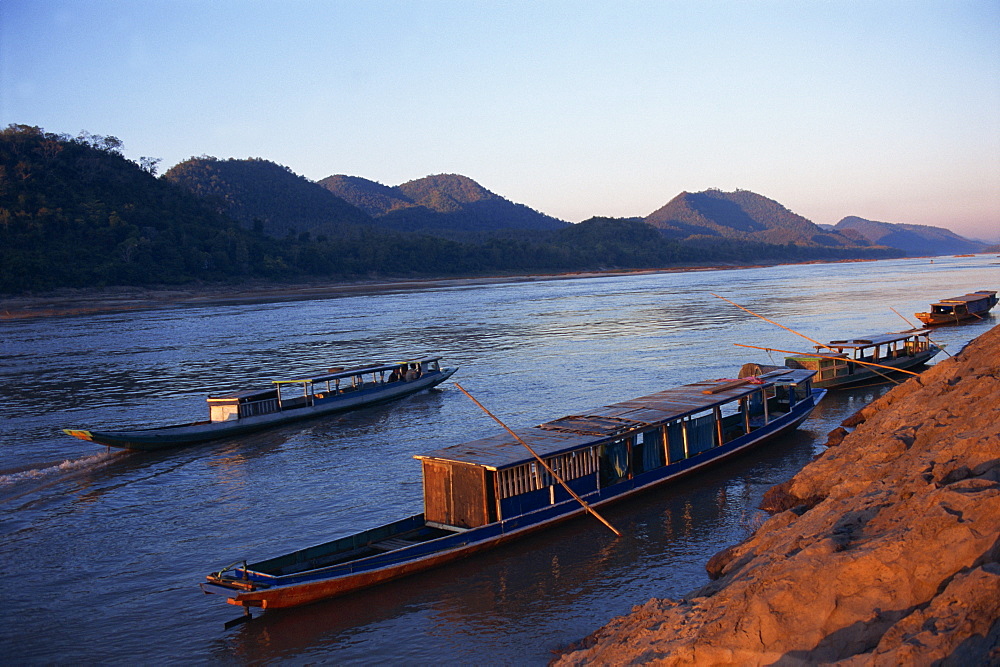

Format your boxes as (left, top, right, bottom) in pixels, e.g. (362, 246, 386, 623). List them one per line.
(915, 290, 997, 326)
(202, 368, 824, 611)
(741, 329, 941, 389)
(63, 356, 456, 450)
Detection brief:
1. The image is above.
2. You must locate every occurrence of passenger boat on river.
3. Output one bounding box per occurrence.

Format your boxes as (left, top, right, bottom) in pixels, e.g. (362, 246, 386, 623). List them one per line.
(741, 329, 941, 389)
(915, 290, 997, 326)
(202, 368, 823, 612)
(63, 356, 456, 450)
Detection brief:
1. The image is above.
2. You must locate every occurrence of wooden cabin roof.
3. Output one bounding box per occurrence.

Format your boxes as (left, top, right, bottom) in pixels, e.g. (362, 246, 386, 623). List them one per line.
(826, 329, 930, 349)
(932, 291, 997, 306)
(416, 370, 814, 470)
(207, 387, 279, 403)
(274, 356, 442, 385)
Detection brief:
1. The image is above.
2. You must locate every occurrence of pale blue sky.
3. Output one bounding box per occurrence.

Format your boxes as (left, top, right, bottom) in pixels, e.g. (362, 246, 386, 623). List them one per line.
(3, 1, 999, 239)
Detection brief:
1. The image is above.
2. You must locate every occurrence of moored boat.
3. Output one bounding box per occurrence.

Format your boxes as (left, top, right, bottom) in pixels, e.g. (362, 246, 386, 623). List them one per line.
(741, 329, 941, 389)
(63, 356, 456, 450)
(202, 368, 824, 612)
(915, 290, 997, 326)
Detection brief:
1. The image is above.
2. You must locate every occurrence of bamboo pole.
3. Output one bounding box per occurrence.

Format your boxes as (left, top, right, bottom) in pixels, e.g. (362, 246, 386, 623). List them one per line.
(890, 306, 917, 329)
(711, 293, 828, 348)
(454, 383, 622, 538)
(732, 344, 922, 377)
(890, 307, 951, 358)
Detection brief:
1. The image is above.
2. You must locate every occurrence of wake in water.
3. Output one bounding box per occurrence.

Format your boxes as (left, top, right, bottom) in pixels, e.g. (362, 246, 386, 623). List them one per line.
(0, 450, 118, 501)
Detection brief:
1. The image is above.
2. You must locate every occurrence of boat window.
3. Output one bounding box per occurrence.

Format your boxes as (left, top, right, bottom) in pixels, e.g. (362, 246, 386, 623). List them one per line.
(794, 381, 810, 402)
(496, 448, 598, 500)
(599, 438, 630, 487)
(632, 428, 665, 474)
(768, 384, 794, 414)
(719, 400, 746, 444)
(746, 389, 769, 429)
(666, 420, 685, 462)
(685, 410, 717, 455)
(497, 463, 538, 498)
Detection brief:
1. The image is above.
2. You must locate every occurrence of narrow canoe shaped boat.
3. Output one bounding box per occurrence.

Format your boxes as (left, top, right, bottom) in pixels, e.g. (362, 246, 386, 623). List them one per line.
(741, 329, 941, 389)
(915, 290, 997, 326)
(202, 368, 824, 611)
(64, 356, 456, 450)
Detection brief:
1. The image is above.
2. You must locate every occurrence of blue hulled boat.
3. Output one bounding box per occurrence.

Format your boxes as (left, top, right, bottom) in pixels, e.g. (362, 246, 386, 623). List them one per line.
(202, 368, 824, 611)
(64, 356, 456, 450)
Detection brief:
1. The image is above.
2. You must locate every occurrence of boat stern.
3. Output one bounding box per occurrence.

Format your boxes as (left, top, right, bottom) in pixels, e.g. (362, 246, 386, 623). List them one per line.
(202, 568, 268, 607)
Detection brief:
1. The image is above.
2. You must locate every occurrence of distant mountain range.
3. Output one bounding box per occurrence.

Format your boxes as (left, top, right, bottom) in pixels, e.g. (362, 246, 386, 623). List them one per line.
(4, 124, 984, 294)
(318, 173, 568, 234)
(831, 216, 989, 256)
(163, 157, 984, 257)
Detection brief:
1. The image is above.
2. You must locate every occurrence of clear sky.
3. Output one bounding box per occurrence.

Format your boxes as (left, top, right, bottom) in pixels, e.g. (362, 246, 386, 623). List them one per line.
(3, 1, 999, 240)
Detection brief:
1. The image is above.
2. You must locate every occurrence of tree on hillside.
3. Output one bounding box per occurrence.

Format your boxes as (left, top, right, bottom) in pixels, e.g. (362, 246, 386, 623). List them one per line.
(0, 125, 265, 291)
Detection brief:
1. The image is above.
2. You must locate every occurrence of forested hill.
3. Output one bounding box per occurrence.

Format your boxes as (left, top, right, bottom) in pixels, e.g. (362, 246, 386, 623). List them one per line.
(319, 173, 570, 234)
(164, 157, 373, 238)
(0, 125, 261, 291)
(645, 189, 864, 247)
(834, 216, 988, 256)
(317, 175, 411, 216)
(1, 124, 904, 295)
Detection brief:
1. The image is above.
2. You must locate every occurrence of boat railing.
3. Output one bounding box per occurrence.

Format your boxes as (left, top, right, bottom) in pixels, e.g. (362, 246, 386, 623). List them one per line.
(213, 559, 249, 580)
(237, 398, 281, 419)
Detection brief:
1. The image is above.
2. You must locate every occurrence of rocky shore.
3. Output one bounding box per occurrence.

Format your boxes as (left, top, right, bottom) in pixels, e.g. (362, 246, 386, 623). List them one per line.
(557, 325, 1000, 665)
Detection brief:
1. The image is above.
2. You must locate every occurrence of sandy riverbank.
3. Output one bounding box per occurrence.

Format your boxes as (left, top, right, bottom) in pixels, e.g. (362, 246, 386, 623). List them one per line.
(555, 324, 1000, 665)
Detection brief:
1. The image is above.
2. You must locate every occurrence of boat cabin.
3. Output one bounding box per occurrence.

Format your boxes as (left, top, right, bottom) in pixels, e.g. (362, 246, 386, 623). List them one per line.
(207, 388, 281, 423)
(206, 356, 444, 423)
(413, 369, 815, 530)
(782, 330, 933, 383)
(925, 291, 997, 318)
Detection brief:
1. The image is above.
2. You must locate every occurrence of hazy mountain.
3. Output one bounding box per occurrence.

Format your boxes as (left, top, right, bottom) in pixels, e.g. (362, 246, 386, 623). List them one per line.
(644, 189, 866, 247)
(164, 158, 373, 238)
(834, 216, 989, 256)
(319, 173, 570, 234)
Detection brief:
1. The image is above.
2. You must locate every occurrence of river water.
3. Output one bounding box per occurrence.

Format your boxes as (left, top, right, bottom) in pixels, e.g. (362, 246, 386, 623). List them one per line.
(1, 256, 997, 664)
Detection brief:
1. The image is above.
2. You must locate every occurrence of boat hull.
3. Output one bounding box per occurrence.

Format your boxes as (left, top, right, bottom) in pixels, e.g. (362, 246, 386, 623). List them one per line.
(810, 348, 939, 389)
(66, 368, 456, 450)
(915, 311, 991, 326)
(203, 388, 824, 609)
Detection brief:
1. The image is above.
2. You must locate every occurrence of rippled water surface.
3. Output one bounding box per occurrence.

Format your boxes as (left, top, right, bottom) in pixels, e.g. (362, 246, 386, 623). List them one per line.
(2, 256, 997, 664)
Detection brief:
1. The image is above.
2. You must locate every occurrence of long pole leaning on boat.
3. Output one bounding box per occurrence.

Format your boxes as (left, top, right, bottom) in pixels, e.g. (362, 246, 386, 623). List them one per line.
(732, 344, 922, 378)
(454, 383, 623, 538)
(890, 306, 952, 357)
(710, 293, 828, 349)
(713, 293, 897, 383)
